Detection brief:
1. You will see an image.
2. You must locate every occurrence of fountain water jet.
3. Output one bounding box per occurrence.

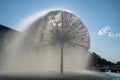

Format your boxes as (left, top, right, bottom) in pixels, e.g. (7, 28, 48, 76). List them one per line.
(1, 10, 91, 74)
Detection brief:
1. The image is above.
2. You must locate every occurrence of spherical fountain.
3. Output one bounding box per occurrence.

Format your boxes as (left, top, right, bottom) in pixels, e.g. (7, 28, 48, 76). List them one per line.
(0, 10, 111, 80)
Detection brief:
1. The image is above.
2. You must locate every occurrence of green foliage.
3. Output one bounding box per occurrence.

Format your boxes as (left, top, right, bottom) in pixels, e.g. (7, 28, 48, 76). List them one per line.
(90, 52, 115, 67)
(116, 61, 120, 65)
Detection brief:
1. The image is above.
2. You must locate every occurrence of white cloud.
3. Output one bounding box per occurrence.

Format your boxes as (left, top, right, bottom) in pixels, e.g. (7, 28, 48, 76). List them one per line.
(98, 25, 110, 35)
(98, 25, 120, 37)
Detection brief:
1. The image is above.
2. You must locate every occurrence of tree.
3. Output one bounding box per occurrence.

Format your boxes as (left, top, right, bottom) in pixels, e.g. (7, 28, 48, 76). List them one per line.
(116, 61, 120, 65)
(90, 52, 114, 68)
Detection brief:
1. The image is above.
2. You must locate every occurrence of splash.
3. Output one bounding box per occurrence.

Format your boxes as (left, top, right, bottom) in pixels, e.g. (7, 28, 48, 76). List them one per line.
(1, 10, 90, 74)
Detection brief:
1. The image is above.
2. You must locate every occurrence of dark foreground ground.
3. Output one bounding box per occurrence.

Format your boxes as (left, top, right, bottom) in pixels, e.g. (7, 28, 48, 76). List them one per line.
(0, 73, 112, 80)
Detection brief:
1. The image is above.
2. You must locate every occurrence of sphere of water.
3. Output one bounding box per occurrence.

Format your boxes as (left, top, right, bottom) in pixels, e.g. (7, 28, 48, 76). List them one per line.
(1, 10, 90, 74)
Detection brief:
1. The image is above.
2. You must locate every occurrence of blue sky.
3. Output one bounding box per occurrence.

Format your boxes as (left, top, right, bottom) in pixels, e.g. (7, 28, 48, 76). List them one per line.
(0, 0, 120, 62)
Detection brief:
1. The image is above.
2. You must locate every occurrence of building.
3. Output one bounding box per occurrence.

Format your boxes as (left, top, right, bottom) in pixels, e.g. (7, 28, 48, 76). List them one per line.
(0, 24, 19, 51)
